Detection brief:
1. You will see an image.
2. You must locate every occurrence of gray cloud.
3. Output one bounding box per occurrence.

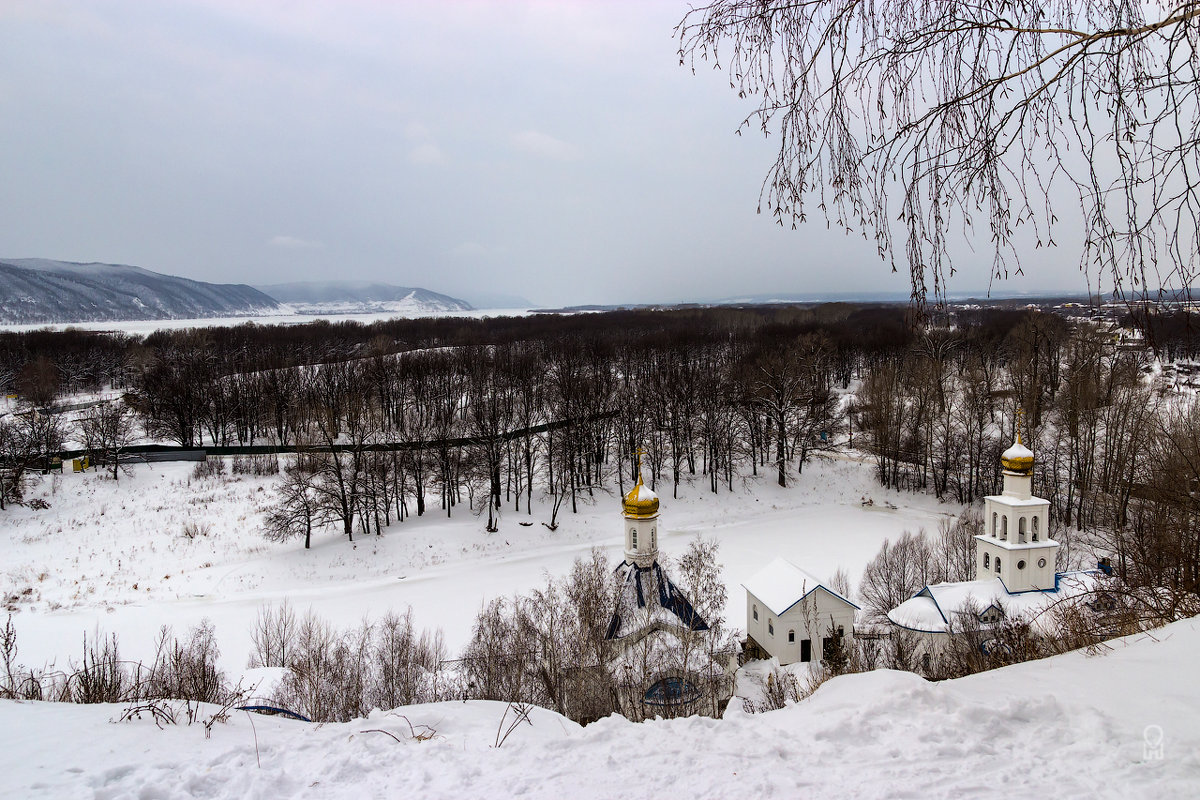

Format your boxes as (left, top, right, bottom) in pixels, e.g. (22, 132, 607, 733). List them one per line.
(0, 1, 1091, 307)
(268, 235, 322, 250)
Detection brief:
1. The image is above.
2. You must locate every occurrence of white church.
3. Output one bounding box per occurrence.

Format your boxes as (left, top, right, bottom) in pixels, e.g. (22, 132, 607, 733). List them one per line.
(888, 434, 1101, 660)
(603, 465, 734, 719)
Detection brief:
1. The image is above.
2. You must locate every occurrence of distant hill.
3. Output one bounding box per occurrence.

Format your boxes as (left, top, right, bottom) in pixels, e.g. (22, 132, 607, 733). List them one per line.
(0, 258, 279, 324)
(256, 281, 474, 314)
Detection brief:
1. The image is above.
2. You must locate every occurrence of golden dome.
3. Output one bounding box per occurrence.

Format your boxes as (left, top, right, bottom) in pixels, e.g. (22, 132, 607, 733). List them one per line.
(1001, 439, 1035, 474)
(623, 473, 659, 518)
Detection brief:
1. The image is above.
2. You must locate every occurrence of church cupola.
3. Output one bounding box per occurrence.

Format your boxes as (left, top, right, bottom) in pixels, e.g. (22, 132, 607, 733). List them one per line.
(623, 459, 659, 567)
(976, 424, 1057, 591)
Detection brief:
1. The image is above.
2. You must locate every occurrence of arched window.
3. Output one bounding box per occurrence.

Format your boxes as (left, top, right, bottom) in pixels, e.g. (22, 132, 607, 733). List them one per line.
(768, 620, 774, 636)
(984, 553, 990, 569)
(644, 677, 700, 707)
(992, 512, 998, 536)
(1019, 517, 1027, 542)
(631, 530, 637, 549)
(752, 604, 758, 621)
(1032, 516, 1040, 541)
(995, 560, 1002, 574)
(650, 527, 656, 548)
(1001, 516, 1008, 540)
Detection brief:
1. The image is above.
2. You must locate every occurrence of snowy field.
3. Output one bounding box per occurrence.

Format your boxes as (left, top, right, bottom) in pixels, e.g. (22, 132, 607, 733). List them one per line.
(1, 456, 951, 674)
(0, 307, 533, 335)
(2, 618, 1195, 799)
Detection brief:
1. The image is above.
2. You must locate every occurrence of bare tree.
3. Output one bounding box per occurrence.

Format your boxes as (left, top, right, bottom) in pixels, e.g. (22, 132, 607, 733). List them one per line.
(678, 2, 1200, 312)
(78, 401, 137, 480)
(265, 465, 325, 549)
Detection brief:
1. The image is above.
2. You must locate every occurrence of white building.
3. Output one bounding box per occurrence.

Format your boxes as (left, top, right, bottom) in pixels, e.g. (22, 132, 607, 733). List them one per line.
(604, 465, 732, 719)
(888, 435, 1102, 662)
(743, 557, 858, 666)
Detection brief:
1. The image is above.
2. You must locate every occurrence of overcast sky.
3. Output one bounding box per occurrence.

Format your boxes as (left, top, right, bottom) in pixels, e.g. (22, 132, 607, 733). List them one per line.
(0, 1, 1092, 307)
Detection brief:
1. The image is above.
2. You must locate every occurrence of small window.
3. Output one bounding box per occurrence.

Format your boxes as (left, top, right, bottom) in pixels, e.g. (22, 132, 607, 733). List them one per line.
(1038, 558, 1047, 569)
(837, 625, 844, 637)
(1032, 516, 1040, 535)
(984, 553, 990, 569)
(631, 530, 637, 549)
(788, 629, 795, 643)
(992, 512, 998, 537)
(752, 604, 758, 621)
(1017, 560, 1027, 570)
(995, 560, 1002, 574)
(1001, 516, 1008, 540)
(768, 620, 774, 636)
(651, 527, 656, 548)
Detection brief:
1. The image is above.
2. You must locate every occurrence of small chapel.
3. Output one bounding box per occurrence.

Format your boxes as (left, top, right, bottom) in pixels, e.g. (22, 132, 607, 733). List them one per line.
(603, 462, 734, 719)
(887, 432, 1101, 663)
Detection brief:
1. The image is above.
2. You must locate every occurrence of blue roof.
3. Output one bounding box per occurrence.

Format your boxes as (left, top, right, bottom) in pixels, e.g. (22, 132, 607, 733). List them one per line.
(606, 560, 709, 641)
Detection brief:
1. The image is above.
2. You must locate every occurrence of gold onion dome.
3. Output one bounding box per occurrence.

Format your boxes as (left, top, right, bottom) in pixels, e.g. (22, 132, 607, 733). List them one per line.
(1001, 438, 1035, 474)
(623, 473, 660, 518)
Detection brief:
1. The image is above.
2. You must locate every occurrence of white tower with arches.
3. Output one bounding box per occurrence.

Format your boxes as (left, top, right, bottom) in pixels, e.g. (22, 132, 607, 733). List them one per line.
(622, 459, 660, 568)
(976, 432, 1057, 591)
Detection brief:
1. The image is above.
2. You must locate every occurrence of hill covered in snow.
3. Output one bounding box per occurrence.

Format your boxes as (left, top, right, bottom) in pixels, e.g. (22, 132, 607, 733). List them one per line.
(256, 281, 474, 314)
(2, 618, 1195, 799)
(0, 258, 279, 324)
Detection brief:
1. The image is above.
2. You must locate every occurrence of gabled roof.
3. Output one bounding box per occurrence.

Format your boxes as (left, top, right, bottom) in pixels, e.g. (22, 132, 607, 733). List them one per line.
(742, 557, 859, 616)
(606, 560, 709, 641)
(887, 571, 1102, 634)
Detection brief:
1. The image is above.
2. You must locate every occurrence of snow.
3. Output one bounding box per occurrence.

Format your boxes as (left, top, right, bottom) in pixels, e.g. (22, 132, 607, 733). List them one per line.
(1001, 441, 1035, 462)
(1, 456, 952, 673)
(2, 618, 1197, 798)
(627, 482, 658, 502)
(0, 308, 533, 335)
(888, 572, 1103, 634)
(742, 556, 857, 616)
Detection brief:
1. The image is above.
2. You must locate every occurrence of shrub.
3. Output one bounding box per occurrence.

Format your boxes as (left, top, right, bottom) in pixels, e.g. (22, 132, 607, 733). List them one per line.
(191, 457, 227, 479)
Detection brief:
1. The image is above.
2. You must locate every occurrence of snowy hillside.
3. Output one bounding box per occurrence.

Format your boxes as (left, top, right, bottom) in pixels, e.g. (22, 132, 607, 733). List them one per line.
(0, 456, 950, 671)
(256, 281, 473, 314)
(2, 619, 1195, 799)
(0, 258, 280, 324)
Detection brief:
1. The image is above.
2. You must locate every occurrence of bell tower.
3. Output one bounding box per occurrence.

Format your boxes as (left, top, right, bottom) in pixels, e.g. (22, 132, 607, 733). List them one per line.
(622, 452, 660, 567)
(976, 423, 1057, 591)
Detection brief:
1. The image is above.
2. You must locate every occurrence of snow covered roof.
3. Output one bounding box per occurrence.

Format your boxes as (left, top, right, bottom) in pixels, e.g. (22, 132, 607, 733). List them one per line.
(887, 572, 1102, 634)
(606, 560, 708, 641)
(742, 557, 859, 616)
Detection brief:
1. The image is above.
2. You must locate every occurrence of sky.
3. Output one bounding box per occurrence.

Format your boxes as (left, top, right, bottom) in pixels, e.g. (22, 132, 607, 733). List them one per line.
(0, 0, 1093, 307)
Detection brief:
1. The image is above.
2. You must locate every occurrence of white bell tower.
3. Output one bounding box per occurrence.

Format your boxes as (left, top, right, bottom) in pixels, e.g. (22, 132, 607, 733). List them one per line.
(622, 455, 660, 567)
(976, 427, 1057, 591)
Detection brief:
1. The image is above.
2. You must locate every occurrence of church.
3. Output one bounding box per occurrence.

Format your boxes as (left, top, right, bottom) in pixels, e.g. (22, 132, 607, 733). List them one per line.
(603, 465, 735, 720)
(887, 434, 1102, 666)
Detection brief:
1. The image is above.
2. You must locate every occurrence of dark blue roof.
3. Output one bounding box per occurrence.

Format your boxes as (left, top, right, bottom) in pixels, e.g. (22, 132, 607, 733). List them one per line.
(605, 560, 709, 640)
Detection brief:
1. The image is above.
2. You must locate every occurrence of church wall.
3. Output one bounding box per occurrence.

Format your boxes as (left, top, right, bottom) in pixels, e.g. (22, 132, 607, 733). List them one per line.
(747, 588, 856, 666)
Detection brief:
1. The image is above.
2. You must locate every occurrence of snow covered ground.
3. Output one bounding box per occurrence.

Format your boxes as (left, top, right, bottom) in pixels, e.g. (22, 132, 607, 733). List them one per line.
(1, 456, 951, 673)
(2, 618, 1195, 799)
(0, 308, 532, 335)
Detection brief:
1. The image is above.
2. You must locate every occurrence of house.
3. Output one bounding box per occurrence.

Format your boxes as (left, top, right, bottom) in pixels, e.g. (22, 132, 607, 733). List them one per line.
(743, 557, 859, 666)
